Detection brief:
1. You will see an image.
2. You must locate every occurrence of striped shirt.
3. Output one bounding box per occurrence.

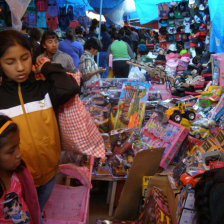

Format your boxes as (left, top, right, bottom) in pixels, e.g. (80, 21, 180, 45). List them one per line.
(79, 51, 100, 86)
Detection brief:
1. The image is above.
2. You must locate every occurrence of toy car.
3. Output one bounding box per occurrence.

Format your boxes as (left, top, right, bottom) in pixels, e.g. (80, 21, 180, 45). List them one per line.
(156, 99, 196, 123)
(189, 126, 211, 139)
(180, 168, 206, 188)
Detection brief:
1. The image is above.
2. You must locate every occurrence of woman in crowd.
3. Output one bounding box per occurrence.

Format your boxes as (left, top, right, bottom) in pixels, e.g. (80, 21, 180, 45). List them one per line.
(59, 27, 83, 69)
(107, 32, 134, 78)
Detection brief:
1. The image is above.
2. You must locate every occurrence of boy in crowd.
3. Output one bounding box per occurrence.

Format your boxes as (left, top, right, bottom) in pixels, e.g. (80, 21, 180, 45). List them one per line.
(38, 30, 77, 73)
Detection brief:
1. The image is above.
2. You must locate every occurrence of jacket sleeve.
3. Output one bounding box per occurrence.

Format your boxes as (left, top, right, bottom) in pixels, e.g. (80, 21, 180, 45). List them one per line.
(41, 62, 80, 109)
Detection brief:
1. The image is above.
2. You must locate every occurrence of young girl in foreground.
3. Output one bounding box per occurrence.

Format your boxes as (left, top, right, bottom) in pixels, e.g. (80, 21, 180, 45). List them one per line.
(0, 115, 40, 223)
(0, 30, 79, 214)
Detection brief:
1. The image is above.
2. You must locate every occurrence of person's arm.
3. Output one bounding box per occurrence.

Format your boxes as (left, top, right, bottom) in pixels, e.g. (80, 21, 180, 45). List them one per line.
(106, 44, 112, 65)
(82, 67, 105, 81)
(66, 54, 77, 73)
(125, 42, 134, 59)
(37, 59, 80, 109)
(79, 44, 84, 58)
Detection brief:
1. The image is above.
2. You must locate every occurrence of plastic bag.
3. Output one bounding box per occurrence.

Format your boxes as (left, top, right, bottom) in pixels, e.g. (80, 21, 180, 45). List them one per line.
(128, 66, 146, 82)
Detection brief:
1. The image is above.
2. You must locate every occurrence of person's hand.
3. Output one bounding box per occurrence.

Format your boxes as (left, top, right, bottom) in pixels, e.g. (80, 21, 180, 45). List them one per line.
(32, 57, 50, 73)
(97, 67, 106, 73)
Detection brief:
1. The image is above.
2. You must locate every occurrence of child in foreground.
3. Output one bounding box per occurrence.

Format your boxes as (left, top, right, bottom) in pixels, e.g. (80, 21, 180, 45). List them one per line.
(0, 115, 40, 224)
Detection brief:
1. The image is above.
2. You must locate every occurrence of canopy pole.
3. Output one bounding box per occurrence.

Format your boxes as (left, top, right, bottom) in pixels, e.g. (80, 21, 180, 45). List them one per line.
(97, 0, 103, 66)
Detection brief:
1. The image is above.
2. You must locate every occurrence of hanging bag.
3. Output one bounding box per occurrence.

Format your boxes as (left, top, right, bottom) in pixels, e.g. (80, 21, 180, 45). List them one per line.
(57, 72, 105, 158)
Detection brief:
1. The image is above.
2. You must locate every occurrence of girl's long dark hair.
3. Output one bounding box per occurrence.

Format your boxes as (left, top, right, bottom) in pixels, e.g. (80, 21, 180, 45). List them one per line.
(0, 115, 24, 198)
(0, 30, 31, 58)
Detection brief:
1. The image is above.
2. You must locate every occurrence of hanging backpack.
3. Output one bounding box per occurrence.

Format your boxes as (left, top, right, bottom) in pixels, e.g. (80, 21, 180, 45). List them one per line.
(67, 5, 74, 21)
(58, 6, 69, 31)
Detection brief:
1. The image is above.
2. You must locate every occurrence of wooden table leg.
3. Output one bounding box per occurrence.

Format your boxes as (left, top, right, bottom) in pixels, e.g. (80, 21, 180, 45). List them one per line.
(107, 181, 112, 204)
(109, 180, 117, 216)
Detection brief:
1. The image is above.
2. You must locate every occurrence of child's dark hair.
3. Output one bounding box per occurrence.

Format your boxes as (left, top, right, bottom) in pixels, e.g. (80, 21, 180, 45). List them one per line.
(0, 115, 21, 198)
(195, 167, 224, 224)
(40, 30, 58, 52)
(0, 30, 31, 58)
(65, 27, 76, 41)
(75, 26, 83, 35)
(84, 37, 102, 51)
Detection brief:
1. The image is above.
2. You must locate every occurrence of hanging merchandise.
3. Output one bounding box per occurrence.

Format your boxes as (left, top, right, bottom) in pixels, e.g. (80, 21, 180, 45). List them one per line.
(37, 11, 47, 28)
(6, 0, 30, 30)
(0, 0, 11, 29)
(35, 0, 47, 12)
(26, 11, 37, 28)
(157, 1, 209, 52)
(27, 0, 35, 12)
(67, 5, 74, 21)
(46, 12, 58, 30)
(58, 6, 69, 31)
(47, 0, 58, 17)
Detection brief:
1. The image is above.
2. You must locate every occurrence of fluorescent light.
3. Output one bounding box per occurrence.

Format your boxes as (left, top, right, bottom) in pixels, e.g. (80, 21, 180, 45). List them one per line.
(86, 11, 106, 22)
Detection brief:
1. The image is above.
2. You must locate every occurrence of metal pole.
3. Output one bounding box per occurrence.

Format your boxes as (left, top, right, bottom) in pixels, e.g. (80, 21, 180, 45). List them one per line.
(97, 0, 103, 66)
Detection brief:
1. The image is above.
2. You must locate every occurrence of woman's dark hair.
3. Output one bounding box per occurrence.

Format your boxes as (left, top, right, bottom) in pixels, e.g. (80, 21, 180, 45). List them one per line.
(0, 30, 31, 58)
(195, 167, 224, 224)
(75, 26, 83, 35)
(91, 18, 99, 27)
(29, 27, 44, 42)
(0, 115, 21, 198)
(40, 30, 58, 52)
(111, 32, 121, 41)
(84, 37, 102, 51)
(65, 27, 76, 41)
(101, 24, 107, 32)
(89, 25, 96, 33)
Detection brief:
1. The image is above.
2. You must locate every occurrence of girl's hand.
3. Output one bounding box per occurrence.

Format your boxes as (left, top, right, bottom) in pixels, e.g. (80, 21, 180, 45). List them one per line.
(32, 57, 50, 73)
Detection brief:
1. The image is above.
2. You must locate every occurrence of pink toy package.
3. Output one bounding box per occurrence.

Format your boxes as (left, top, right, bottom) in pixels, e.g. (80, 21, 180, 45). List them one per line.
(141, 112, 189, 169)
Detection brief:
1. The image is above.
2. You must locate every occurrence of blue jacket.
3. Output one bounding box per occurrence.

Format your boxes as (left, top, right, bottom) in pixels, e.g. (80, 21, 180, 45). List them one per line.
(59, 39, 83, 69)
(101, 31, 112, 52)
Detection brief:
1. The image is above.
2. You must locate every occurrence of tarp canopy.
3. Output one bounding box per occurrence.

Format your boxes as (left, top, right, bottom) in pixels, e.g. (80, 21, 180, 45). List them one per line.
(89, 0, 182, 25)
(208, 0, 224, 53)
(134, 0, 183, 24)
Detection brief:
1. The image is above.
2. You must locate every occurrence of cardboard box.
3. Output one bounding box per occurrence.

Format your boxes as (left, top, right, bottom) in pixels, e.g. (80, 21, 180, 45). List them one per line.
(114, 148, 164, 220)
(142, 176, 152, 197)
(146, 175, 178, 224)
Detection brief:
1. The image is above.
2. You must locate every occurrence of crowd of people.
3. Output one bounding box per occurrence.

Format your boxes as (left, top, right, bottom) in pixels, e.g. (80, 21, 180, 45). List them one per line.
(23, 19, 158, 82)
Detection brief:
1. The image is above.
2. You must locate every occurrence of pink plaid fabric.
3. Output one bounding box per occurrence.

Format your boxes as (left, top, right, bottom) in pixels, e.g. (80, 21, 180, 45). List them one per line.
(57, 72, 105, 158)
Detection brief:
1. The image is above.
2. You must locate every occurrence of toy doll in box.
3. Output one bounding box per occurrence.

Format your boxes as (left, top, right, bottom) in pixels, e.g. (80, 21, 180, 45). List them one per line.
(110, 155, 126, 177)
(95, 158, 111, 176)
(101, 133, 112, 155)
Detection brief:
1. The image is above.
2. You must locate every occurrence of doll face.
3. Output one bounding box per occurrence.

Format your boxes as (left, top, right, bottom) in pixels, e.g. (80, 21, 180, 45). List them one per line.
(6, 201, 20, 217)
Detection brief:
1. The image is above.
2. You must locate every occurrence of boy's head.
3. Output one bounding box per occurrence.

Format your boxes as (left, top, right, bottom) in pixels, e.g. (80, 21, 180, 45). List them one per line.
(84, 37, 102, 55)
(41, 30, 58, 56)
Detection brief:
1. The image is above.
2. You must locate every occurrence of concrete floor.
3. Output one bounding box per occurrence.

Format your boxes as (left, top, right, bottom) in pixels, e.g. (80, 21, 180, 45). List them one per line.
(89, 181, 113, 224)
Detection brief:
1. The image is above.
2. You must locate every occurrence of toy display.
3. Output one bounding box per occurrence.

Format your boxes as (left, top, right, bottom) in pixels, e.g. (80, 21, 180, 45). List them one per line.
(141, 112, 189, 169)
(114, 82, 150, 129)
